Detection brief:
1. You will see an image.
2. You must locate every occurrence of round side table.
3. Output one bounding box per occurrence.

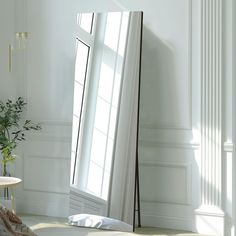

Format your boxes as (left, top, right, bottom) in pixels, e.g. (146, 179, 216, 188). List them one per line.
(0, 176, 22, 213)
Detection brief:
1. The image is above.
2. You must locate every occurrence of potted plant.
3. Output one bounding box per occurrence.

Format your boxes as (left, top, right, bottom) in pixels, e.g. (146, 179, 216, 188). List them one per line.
(0, 97, 41, 177)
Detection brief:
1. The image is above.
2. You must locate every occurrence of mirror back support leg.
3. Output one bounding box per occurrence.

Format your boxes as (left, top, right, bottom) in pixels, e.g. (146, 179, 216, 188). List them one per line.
(133, 158, 141, 231)
(136, 157, 141, 227)
(133, 11, 143, 232)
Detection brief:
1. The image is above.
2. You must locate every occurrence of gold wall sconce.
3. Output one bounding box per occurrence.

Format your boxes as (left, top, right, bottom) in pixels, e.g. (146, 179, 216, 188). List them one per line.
(9, 32, 29, 72)
(8, 45, 13, 72)
(15, 32, 29, 49)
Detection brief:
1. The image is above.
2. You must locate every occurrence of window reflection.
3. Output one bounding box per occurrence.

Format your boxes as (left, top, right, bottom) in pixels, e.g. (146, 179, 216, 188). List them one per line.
(72, 12, 130, 200)
(104, 12, 122, 52)
(71, 40, 90, 184)
(77, 13, 94, 34)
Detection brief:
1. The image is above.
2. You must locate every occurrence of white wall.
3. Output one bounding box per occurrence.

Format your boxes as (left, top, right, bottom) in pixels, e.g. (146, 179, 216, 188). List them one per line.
(0, 0, 18, 101)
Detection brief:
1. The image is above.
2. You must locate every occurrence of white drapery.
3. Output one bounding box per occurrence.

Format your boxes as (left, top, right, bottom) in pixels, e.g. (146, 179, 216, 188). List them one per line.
(107, 12, 143, 227)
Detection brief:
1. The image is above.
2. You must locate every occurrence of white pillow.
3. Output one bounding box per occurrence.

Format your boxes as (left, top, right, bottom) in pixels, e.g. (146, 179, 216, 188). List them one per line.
(68, 214, 133, 232)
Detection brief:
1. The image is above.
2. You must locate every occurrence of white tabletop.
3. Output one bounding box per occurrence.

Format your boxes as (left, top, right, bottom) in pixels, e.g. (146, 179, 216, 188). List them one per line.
(0, 176, 22, 187)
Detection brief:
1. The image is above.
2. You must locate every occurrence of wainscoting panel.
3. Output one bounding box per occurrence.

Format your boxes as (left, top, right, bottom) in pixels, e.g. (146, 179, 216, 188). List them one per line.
(23, 156, 70, 193)
(17, 190, 69, 217)
(138, 143, 200, 230)
(16, 121, 72, 217)
(140, 195, 194, 230)
(24, 141, 71, 158)
(140, 161, 191, 205)
(139, 127, 200, 146)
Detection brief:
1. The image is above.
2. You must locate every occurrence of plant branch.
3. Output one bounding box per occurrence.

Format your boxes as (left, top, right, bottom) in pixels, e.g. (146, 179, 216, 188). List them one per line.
(0, 97, 41, 175)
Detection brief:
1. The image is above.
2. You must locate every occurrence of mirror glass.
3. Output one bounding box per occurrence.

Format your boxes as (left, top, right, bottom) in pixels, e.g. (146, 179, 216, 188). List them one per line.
(69, 11, 143, 232)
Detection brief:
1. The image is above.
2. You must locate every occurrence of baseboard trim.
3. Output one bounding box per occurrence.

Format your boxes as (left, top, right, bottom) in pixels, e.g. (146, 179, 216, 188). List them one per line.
(195, 206, 225, 236)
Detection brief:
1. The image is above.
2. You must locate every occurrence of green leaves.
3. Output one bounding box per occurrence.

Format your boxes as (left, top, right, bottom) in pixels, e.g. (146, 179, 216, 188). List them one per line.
(0, 97, 41, 174)
(1, 145, 16, 164)
(0, 97, 25, 130)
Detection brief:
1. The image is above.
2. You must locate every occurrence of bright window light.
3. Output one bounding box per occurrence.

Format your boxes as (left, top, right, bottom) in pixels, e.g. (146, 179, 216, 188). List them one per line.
(90, 129, 107, 166)
(98, 63, 114, 102)
(73, 83, 83, 117)
(118, 12, 129, 56)
(108, 107, 117, 139)
(112, 73, 121, 108)
(78, 13, 94, 34)
(72, 12, 130, 200)
(105, 138, 114, 172)
(102, 171, 110, 199)
(71, 40, 90, 184)
(71, 116, 80, 153)
(104, 12, 122, 51)
(87, 162, 103, 196)
(94, 98, 110, 133)
(75, 40, 89, 85)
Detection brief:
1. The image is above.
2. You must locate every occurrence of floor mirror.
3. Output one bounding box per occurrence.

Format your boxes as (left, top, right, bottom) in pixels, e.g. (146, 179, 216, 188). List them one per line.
(69, 11, 143, 232)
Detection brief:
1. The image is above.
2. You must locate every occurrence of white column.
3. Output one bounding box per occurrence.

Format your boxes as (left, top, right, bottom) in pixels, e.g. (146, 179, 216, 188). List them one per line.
(195, 0, 225, 235)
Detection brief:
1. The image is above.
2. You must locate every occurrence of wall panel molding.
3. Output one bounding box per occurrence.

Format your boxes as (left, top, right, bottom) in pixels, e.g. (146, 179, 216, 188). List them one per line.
(25, 120, 72, 142)
(25, 154, 70, 160)
(17, 196, 69, 218)
(26, 136, 71, 143)
(140, 123, 192, 131)
(140, 161, 191, 206)
(223, 142, 234, 152)
(39, 120, 72, 126)
(139, 140, 200, 150)
(21, 118, 72, 200)
(16, 118, 72, 217)
(23, 155, 70, 194)
(141, 214, 193, 231)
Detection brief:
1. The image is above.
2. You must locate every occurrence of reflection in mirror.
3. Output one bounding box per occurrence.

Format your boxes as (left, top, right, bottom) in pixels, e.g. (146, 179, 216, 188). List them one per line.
(70, 11, 143, 232)
(77, 13, 94, 34)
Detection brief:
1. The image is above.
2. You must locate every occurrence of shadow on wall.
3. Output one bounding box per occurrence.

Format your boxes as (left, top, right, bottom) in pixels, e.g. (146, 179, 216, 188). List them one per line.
(140, 25, 181, 127)
(138, 25, 233, 234)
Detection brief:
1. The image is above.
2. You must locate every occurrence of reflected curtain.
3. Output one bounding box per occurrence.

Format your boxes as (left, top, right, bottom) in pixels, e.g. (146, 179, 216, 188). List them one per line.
(107, 12, 142, 227)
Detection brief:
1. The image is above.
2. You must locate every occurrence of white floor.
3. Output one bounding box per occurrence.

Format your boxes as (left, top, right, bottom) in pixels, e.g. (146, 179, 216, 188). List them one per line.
(20, 214, 210, 236)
